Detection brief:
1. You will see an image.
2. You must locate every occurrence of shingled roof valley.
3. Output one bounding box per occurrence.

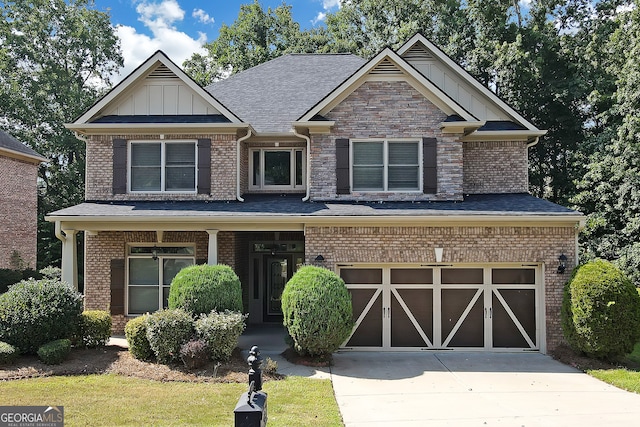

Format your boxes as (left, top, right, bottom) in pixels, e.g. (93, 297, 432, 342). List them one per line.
(205, 54, 366, 134)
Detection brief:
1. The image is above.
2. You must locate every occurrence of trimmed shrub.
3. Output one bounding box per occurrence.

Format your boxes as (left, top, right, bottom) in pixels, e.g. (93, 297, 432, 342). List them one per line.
(146, 309, 194, 364)
(561, 259, 640, 360)
(0, 341, 19, 365)
(124, 315, 154, 361)
(37, 339, 71, 365)
(80, 310, 112, 348)
(0, 278, 83, 354)
(168, 264, 243, 316)
(281, 266, 354, 356)
(180, 339, 209, 369)
(39, 266, 62, 280)
(0, 269, 22, 294)
(195, 310, 246, 362)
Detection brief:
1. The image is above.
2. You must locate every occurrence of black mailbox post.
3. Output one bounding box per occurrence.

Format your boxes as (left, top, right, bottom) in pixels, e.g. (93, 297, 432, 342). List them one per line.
(234, 346, 267, 427)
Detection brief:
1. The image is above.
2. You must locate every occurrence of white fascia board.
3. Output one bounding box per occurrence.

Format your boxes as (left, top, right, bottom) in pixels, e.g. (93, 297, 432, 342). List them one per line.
(73, 51, 242, 125)
(46, 212, 585, 232)
(299, 48, 476, 123)
(460, 129, 548, 142)
(0, 147, 48, 164)
(65, 122, 249, 136)
(293, 121, 336, 134)
(440, 121, 485, 134)
(398, 34, 540, 131)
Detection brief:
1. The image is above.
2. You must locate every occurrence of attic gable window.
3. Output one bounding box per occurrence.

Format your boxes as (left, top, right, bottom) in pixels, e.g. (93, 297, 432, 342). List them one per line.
(129, 141, 196, 192)
(351, 140, 421, 192)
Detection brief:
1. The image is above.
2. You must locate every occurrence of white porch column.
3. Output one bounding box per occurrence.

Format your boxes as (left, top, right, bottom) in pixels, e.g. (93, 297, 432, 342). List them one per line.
(60, 229, 78, 290)
(206, 229, 219, 265)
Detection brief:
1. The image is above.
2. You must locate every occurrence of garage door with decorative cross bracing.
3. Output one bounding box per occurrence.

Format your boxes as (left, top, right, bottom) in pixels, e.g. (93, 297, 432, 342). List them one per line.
(340, 265, 541, 351)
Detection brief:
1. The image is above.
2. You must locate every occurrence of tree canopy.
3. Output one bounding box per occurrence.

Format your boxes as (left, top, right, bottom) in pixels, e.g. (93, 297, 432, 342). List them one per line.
(0, 0, 123, 269)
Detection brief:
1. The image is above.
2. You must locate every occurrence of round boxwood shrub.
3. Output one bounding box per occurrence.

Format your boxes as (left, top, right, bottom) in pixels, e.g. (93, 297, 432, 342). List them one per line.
(37, 339, 71, 365)
(0, 341, 19, 365)
(124, 315, 154, 361)
(80, 310, 112, 348)
(146, 309, 194, 364)
(281, 266, 353, 356)
(561, 259, 640, 360)
(195, 310, 246, 362)
(0, 278, 83, 354)
(168, 264, 243, 316)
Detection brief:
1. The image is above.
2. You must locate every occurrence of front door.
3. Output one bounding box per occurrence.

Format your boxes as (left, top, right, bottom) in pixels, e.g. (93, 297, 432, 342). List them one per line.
(265, 255, 290, 321)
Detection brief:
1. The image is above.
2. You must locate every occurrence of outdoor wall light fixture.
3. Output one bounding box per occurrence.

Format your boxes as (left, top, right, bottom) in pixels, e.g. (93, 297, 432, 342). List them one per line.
(557, 254, 568, 274)
(315, 254, 325, 262)
(434, 248, 444, 263)
(152, 245, 159, 261)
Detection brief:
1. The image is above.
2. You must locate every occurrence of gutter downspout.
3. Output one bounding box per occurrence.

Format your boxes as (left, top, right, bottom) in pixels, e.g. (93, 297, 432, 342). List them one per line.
(527, 136, 540, 148)
(293, 129, 311, 202)
(236, 128, 252, 202)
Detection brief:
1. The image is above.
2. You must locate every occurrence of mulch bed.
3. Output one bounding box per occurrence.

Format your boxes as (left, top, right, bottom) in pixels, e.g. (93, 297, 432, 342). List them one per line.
(550, 343, 640, 372)
(0, 345, 283, 383)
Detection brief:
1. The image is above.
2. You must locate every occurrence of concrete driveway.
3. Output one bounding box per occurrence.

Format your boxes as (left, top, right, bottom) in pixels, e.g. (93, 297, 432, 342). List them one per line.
(330, 352, 640, 426)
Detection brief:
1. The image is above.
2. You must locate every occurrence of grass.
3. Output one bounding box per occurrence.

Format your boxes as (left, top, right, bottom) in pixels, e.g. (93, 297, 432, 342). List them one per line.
(587, 342, 640, 394)
(0, 374, 343, 426)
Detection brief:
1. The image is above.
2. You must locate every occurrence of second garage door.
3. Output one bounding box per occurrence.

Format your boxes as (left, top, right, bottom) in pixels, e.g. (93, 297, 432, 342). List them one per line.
(339, 265, 541, 351)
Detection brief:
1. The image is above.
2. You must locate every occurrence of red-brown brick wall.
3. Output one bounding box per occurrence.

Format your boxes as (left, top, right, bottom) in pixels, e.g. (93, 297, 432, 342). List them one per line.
(464, 141, 529, 194)
(85, 133, 237, 201)
(84, 230, 235, 333)
(0, 155, 39, 269)
(304, 225, 577, 353)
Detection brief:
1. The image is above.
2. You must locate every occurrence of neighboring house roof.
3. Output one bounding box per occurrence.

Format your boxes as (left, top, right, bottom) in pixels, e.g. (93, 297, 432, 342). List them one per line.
(47, 194, 583, 226)
(67, 51, 245, 134)
(206, 54, 366, 134)
(0, 130, 47, 164)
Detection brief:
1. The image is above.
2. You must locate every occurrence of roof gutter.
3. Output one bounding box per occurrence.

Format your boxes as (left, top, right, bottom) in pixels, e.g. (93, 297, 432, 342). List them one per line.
(527, 136, 540, 148)
(292, 128, 311, 201)
(236, 128, 252, 202)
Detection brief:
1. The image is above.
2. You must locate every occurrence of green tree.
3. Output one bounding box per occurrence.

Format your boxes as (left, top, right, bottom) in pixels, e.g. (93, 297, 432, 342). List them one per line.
(0, 0, 123, 269)
(183, 0, 327, 85)
(573, 1, 640, 286)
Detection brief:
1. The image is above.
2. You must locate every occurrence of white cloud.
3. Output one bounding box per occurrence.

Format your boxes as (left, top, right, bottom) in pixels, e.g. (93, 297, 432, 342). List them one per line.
(519, 0, 532, 6)
(322, 0, 342, 9)
(193, 8, 214, 25)
(113, 0, 207, 82)
(312, 12, 326, 25)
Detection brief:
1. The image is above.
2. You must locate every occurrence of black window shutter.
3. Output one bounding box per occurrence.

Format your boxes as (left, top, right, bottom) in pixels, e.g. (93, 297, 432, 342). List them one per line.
(110, 259, 125, 315)
(112, 139, 127, 194)
(423, 137, 437, 194)
(197, 139, 211, 194)
(336, 138, 350, 195)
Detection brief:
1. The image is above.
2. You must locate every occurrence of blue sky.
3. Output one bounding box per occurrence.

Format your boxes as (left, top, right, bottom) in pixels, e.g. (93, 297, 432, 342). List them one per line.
(92, 0, 341, 81)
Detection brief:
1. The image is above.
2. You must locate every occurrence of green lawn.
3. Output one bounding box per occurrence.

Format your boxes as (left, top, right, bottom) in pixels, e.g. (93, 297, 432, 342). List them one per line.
(0, 375, 343, 426)
(587, 342, 640, 394)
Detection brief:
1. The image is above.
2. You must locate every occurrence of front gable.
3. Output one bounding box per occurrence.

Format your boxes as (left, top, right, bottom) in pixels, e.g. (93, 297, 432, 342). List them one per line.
(299, 48, 476, 125)
(68, 51, 243, 134)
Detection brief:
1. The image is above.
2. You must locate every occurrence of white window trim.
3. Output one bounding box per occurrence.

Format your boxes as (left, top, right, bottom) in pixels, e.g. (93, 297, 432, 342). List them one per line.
(249, 147, 307, 191)
(128, 140, 198, 194)
(125, 244, 196, 316)
(350, 139, 423, 192)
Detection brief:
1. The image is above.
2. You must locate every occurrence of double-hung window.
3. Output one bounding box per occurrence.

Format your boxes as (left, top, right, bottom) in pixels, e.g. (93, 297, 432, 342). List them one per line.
(127, 245, 195, 315)
(249, 148, 305, 190)
(352, 140, 421, 191)
(130, 141, 196, 192)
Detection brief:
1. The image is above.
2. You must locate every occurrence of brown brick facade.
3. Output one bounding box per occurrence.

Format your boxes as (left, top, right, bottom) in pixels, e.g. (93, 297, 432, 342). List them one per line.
(310, 80, 464, 201)
(304, 224, 577, 353)
(0, 155, 39, 269)
(464, 141, 529, 194)
(84, 230, 236, 333)
(85, 133, 237, 201)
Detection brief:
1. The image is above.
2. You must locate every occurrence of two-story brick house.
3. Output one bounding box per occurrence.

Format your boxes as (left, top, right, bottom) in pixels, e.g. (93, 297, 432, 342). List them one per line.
(47, 34, 583, 353)
(0, 130, 46, 270)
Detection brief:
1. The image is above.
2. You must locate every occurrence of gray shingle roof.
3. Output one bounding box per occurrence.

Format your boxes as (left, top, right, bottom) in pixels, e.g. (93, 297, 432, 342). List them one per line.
(205, 54, 366, 134)
(48, 194, 581, 219)
(0, 130, 45, 161)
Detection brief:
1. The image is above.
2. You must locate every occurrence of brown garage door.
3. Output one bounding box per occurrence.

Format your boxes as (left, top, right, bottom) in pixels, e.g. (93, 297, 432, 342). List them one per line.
(340, 265, 539, 351)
